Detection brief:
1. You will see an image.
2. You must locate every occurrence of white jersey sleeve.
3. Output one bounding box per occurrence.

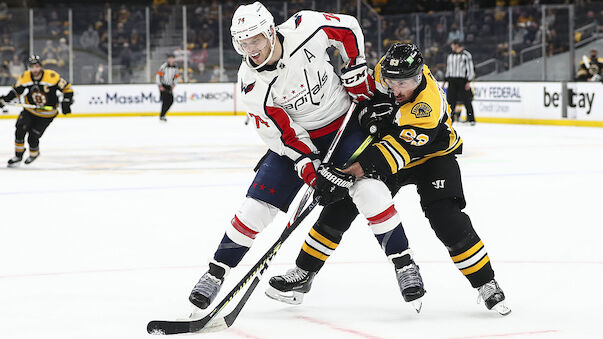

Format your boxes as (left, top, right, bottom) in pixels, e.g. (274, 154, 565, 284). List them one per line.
(294, 11, 367, 67)
(238, 68, 318, 161)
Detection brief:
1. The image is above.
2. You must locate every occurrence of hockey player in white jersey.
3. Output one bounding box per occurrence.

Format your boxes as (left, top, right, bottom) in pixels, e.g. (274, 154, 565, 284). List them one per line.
(188, 2, 425, 312)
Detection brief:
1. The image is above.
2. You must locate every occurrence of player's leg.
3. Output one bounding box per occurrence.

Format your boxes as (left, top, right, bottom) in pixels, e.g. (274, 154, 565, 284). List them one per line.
(24, 116, 53, 165)
(417, 154, 510, 315)
(268, 124, 424, 309)
(8, 111, 31, 167)
(265, 197, 359, 304)
(189, 151, 304, 309)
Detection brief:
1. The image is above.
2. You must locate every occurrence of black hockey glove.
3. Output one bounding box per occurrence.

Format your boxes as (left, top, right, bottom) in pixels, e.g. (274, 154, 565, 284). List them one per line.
(358, 102, 394, 139)
(314, 163, 356, 206)
(61, 98, 72, 114)
(0, 96, 7, 108)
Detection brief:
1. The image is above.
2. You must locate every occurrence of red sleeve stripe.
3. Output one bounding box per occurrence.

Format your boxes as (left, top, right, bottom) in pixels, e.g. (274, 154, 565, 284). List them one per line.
(231, 215, 258, 239)
(265, 106, 313, 155)
(322, 26, 360, 61)
(367, 205, 397, 226)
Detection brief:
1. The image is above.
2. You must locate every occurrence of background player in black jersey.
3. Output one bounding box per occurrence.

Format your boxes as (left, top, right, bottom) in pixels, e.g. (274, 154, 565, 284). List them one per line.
(269, 44, 510, 315)
(0, 55, 73, 167)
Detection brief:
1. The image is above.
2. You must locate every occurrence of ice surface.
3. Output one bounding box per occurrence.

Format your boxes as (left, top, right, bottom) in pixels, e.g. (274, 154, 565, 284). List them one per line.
(1, 116, 602, 338)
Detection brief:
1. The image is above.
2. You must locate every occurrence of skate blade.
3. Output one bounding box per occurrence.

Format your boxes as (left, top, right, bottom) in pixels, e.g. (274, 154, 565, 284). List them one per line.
(7, 163, 20, 168)
(411, 297, 423, 313)
(265, 286, 304, 305)
(492, 301, 511, 316)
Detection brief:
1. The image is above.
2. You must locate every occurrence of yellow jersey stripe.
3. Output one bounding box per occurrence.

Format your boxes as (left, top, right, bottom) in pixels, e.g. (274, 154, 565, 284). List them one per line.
(302, 243, 329, 261)
(460, 255, 490, 275)
(451, 241, 484, 263)
(383, 135, 411, 166)
(309, 228, 338, 250)
(375, 143, 398, 174)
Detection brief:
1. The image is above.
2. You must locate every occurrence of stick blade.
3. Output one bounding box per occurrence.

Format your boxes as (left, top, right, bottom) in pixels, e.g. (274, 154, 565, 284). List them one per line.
(146, 320, 192, 335)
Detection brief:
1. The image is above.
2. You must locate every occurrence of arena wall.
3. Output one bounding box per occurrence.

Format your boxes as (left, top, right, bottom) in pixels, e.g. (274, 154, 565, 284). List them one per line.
(0, 82, 601, 126)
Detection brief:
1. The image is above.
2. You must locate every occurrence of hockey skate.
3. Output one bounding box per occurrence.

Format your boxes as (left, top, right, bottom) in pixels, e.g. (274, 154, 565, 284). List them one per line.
(265, 267, 316, 305)
(396, 261, 426, 313)
(189, 271, 224, 310)
(7, 156, 22, 168)
(24, 153, 39, 165)
(477, 279, 511, 315)
(159, 116, 167, 122)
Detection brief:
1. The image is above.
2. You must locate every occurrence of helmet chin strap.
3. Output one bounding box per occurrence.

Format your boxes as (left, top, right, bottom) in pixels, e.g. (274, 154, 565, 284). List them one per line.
(244, 29, 277, 70)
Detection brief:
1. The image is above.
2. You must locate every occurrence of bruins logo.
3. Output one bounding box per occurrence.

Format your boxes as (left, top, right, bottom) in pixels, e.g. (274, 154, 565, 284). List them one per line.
(32, 92, 48, 105)
(411, 102, 432, 118)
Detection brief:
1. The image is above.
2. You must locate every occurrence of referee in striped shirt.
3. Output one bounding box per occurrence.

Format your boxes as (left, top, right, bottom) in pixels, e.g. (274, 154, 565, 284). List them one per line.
(444, 40, 475, 125)
(156, 54, 180, 122)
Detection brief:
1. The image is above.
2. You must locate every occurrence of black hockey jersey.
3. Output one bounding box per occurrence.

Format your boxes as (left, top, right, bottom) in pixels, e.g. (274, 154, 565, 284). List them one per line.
(357, 63, 462, 176)
(6, 69, 73, 118)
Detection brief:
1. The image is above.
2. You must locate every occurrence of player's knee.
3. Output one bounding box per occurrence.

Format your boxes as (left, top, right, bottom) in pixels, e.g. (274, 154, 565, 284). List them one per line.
(315, 197, 358, 236)
(424, 198, 475, 248)
(349, 178, 400, 235)
(225, 197, 278, 247)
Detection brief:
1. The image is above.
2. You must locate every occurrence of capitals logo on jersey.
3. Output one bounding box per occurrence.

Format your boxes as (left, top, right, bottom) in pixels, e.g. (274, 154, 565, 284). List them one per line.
(294, 14, 302, 28)
(241, 81, 256, 94)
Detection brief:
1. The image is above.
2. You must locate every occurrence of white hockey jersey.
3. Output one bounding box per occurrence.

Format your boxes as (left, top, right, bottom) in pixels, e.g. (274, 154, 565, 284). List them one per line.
(237, 10, 366, 162)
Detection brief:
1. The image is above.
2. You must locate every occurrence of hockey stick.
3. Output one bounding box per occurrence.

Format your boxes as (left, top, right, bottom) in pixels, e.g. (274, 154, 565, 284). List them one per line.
(198, 135, 375, 333)
(6, 102, 54, 111)
(147, 103, 362, 335)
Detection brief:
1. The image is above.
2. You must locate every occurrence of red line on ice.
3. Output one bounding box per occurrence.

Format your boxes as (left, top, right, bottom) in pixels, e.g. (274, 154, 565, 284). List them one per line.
(297, 315, 384, 339)
(447, 329, 560, 338)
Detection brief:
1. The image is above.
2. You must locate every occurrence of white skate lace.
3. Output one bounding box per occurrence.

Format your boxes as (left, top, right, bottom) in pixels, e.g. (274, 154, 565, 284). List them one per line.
(282, 268, 308, 283)
(477, 280, 498, 302)
(397, 263, 423, 290)
(191, 273, 222, 298)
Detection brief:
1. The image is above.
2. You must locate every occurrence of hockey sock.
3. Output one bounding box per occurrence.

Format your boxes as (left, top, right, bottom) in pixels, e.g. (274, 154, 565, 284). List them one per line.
(425, 199, 495, 288)
(374, 224, 410, 269)
(14, 140, 25, 157)
(213, 234, 250, 269)
(296, 224, 342, 272)
(449, 238, 494, 288)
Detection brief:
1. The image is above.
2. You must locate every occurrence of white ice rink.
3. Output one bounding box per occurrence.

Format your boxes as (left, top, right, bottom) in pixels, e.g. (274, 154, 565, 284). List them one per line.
(1, 116, 602, 339)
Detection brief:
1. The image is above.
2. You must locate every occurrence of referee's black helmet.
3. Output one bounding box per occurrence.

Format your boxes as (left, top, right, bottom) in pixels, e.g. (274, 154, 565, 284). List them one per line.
(380, 43, 423, 79)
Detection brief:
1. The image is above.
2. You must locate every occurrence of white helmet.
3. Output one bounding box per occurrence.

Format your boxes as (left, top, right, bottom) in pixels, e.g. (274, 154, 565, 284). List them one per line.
(230, 2, 276, 69)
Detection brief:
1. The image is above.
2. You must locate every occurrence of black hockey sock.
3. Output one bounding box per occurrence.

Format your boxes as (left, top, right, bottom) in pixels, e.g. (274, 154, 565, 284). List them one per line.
(375, 224, 409, 262)
(296, 225, 341, 273)
(213, 234, 250, 268)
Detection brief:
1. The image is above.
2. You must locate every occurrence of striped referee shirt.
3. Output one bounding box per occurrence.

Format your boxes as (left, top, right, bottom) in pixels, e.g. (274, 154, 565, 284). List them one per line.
(156, 62, 180, 86)
(445, 49, 475, 81)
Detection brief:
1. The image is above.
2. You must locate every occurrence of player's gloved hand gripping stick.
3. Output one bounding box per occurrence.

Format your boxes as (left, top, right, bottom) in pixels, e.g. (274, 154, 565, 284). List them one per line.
(147, 103, 374, 335)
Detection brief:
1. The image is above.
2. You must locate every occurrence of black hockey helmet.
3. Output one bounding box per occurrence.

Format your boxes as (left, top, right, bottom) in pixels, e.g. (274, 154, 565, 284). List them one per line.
(380, 43, 424, 80)
(27, 55, 42, 66)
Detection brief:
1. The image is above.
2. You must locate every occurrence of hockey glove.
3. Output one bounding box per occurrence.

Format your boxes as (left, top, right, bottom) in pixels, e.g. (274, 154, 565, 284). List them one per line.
(0, 98, 5, 108)
(61, 98, 72, 115)
(314, 163, 356, 206)
(295, 156, 321, 187)
(341, 62, 376, 103)
(358, 102, 394, 139)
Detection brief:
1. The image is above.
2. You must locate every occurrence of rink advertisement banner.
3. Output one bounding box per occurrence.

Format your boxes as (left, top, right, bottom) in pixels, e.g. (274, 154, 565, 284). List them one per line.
(471, 82, 564, 120)
(566, 82, 602, 120)
(0, 83, 244, 117)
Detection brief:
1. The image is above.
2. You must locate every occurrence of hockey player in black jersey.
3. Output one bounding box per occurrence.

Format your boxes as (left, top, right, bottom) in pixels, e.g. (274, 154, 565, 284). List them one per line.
(268, 44, 510, 315)
(1, 55, 73, 167)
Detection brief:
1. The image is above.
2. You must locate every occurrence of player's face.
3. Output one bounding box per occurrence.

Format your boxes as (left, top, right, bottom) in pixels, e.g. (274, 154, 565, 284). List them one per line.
(385, 77, 419, 103)
(29, 64, 42, 77)
(239, 33, 270, 64)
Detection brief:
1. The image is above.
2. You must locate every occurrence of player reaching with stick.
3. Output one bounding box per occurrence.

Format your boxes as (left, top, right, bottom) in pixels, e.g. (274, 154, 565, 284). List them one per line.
(185, 2, 426, 314)
(269, 43, 510, 315)
(1, 55, 73, 167)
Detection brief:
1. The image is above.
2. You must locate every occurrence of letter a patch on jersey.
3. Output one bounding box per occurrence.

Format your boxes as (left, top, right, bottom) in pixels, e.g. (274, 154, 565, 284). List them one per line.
(304, 48, 316, 63)
(241, 81, 256, 94)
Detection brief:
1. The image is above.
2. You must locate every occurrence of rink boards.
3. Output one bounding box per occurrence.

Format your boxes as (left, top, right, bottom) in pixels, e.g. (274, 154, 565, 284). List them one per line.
(0, 81, 601, 126)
